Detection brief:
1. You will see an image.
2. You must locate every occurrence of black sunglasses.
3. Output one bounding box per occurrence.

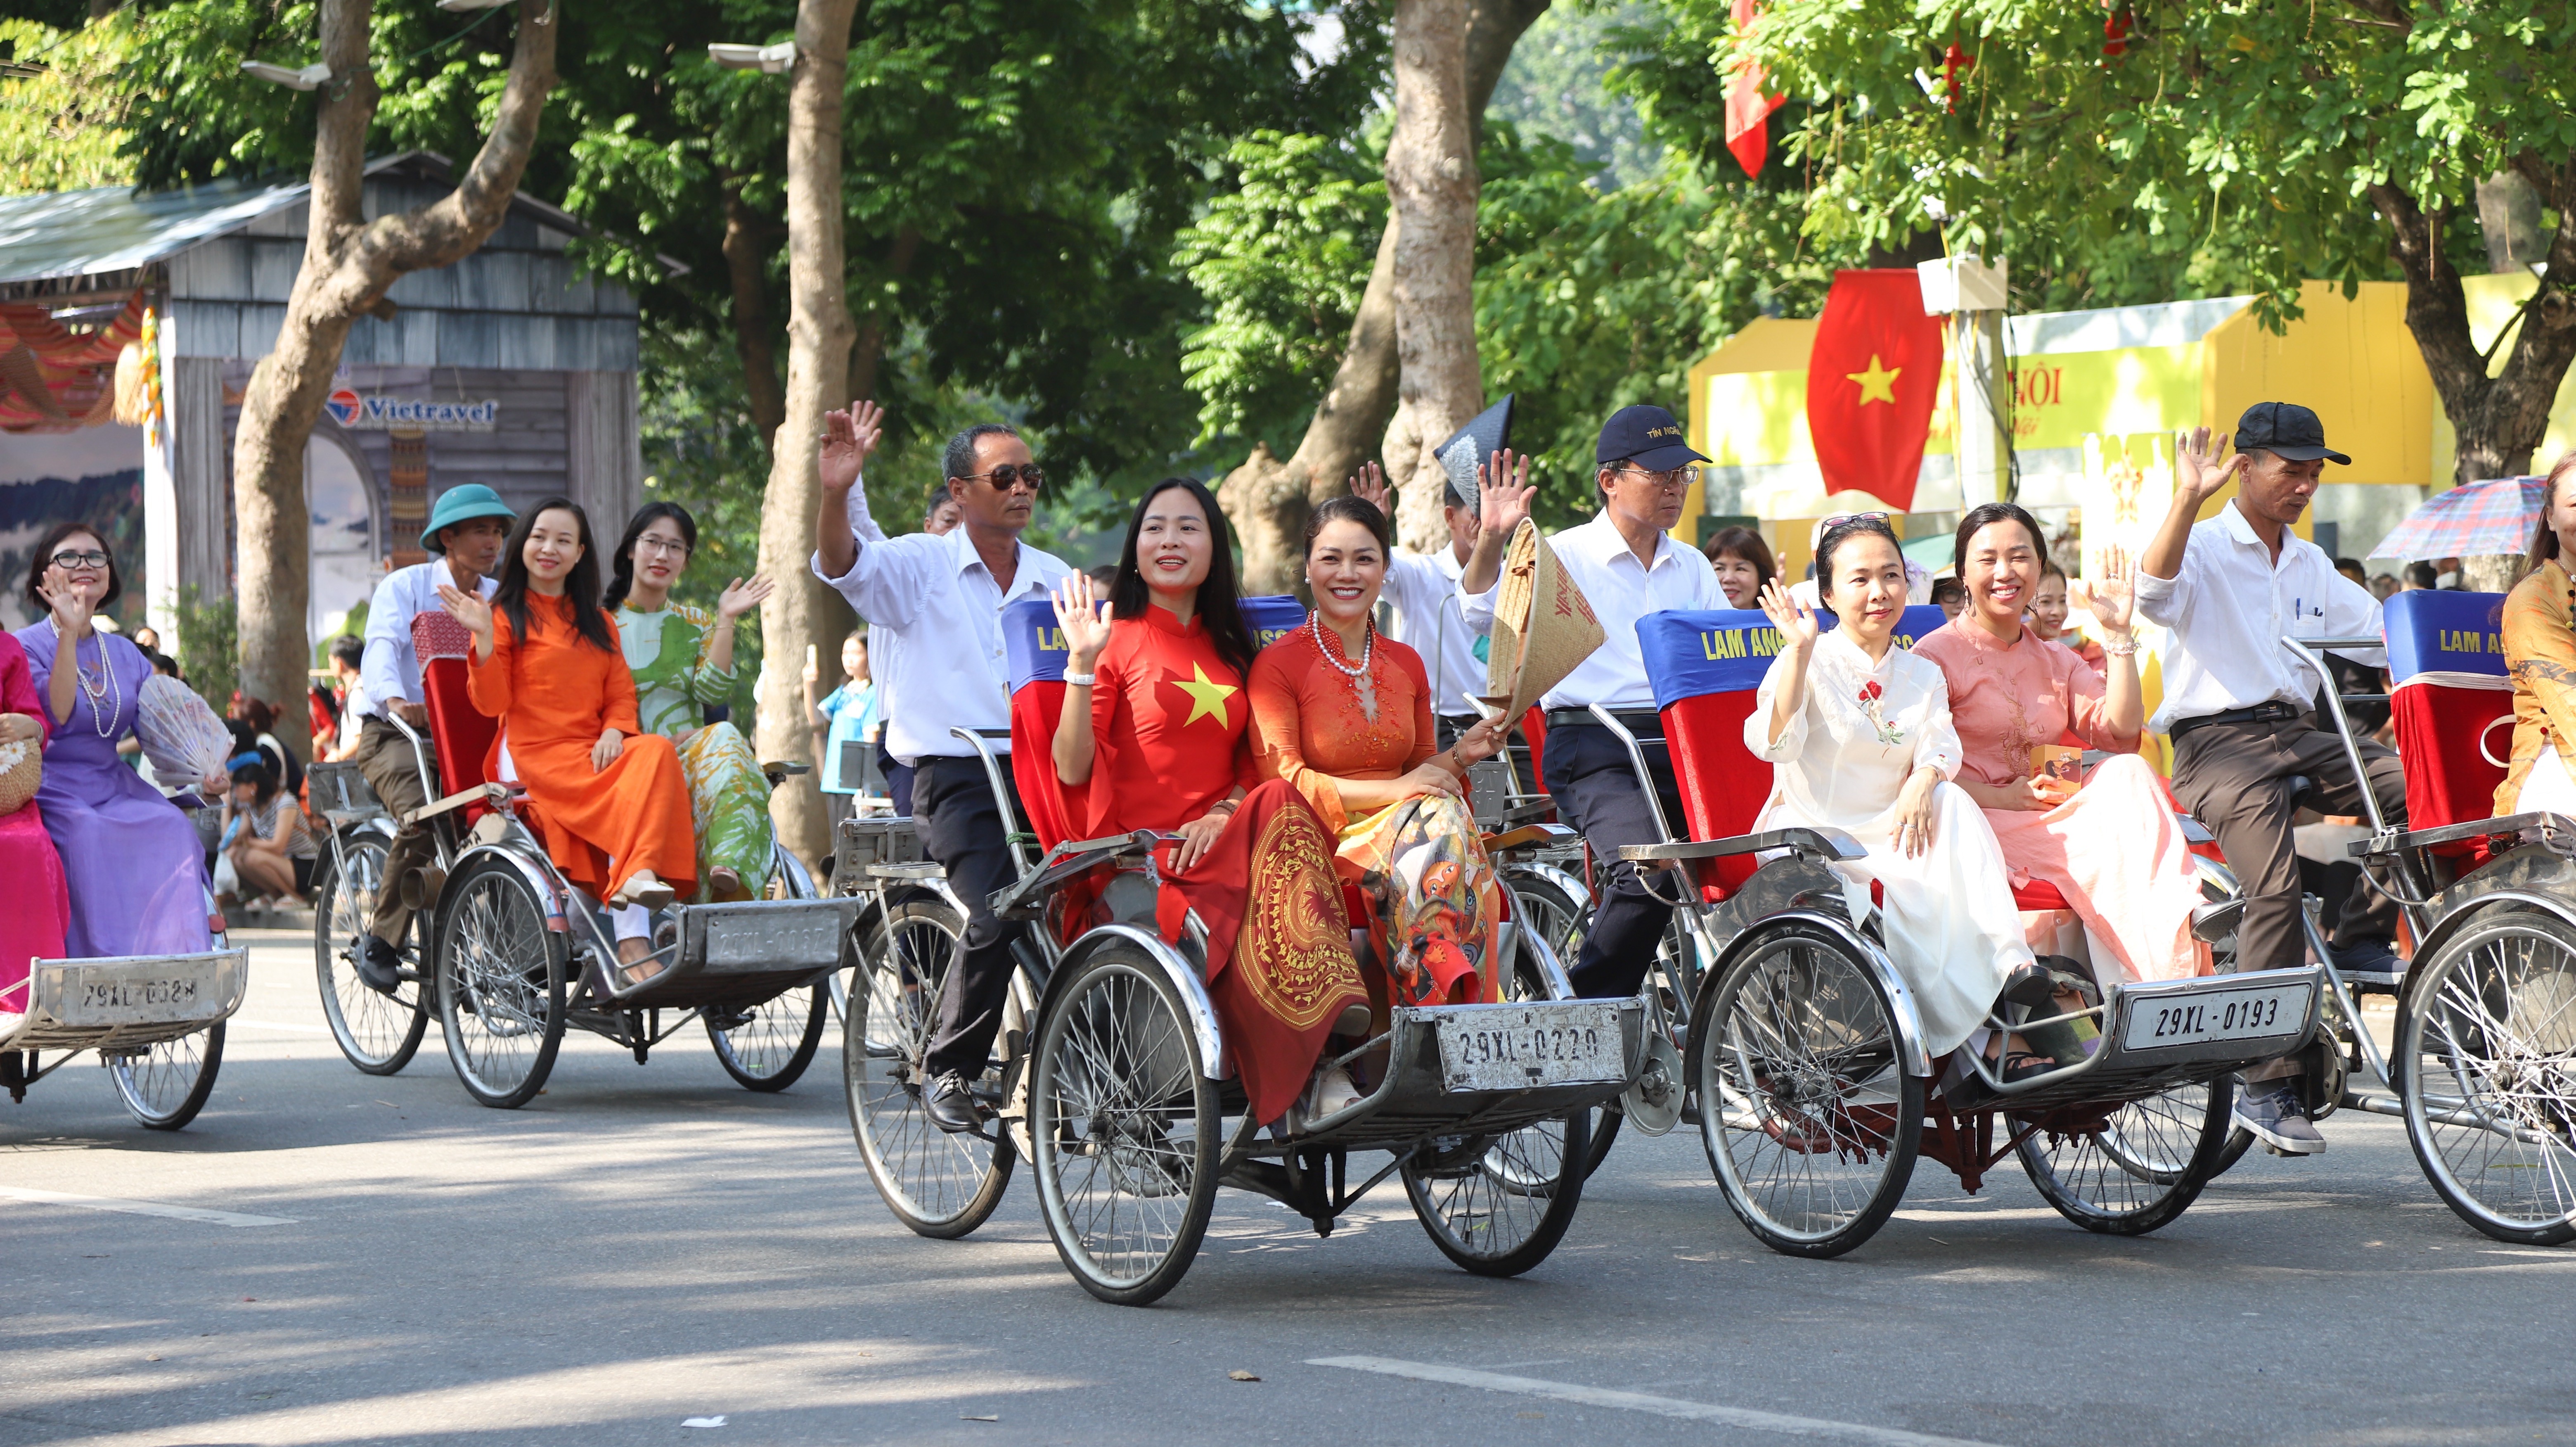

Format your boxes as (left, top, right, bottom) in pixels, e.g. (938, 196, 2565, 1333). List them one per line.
(958, 464, 1045, 493)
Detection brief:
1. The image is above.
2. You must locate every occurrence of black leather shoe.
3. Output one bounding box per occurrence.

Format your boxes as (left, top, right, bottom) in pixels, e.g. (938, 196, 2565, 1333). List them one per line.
(923, 1072, 981, 1134)
(355, 935, 404, 996)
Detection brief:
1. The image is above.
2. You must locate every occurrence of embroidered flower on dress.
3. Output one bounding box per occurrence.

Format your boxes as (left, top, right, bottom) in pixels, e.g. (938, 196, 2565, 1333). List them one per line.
(1856, 678, 1905, 746)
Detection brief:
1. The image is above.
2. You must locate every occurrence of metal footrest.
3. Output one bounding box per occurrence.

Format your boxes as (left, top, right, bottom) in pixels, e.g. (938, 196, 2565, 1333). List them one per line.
(603, 897, 859, 1012)
(2, 949, 247, 1053)
(1964, 965, 2326, 1114)
(1264, 996, 1646, 1154)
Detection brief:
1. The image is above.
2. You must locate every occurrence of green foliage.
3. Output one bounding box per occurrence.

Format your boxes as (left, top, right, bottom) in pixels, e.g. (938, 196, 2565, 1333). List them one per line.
(0, 15, 140, 192)
(1487, 1, 1667, 189)
(1624, 0, 2576, 321)
(171, 584, 237, 717)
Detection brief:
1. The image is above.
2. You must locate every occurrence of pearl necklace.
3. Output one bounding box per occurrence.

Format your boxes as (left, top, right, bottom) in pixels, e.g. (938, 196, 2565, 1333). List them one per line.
(60, 622, 118, 737)
(1309, 611, 1378, 722)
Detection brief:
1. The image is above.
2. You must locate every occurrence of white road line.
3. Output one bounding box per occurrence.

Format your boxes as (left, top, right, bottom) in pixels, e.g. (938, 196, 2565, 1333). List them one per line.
(1308, 1357, 1999, 1447)
(0, 1186, 298, 1228)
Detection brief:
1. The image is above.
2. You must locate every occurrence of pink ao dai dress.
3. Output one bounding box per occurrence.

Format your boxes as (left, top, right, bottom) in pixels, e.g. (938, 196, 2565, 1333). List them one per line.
(1911, 619, 2206, 984)
(1746, 629, 2031, 1056)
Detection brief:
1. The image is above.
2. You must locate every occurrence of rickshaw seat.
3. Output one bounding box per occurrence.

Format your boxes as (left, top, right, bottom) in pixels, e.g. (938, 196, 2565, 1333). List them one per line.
(2381, 590, 2512, 866)
(411, 612, 514, 835)
(1636, 605, 1946, 903)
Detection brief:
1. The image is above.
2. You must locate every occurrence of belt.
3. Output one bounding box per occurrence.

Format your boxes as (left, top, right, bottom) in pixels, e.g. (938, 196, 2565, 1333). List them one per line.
(1542, 708, 1663, 732)
(2168, 701, 2297, 744)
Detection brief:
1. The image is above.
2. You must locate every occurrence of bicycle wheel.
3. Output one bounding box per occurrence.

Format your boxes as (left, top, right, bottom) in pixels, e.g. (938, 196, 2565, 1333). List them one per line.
(109, 1022, 225, 1130)
(1693, 919, 1922, 1258)
(2399, 909, 2576, 1246)
(1029, 941, 1220, 1306)
(313, 829, 429, 1076)
(1404, 1110, 1591, 1277)
(708, 983, 827, 1091)
(845, 898, 1016, 1237)
(2017, 1078, 2233, 1235)
(435, 854, 567, 1110)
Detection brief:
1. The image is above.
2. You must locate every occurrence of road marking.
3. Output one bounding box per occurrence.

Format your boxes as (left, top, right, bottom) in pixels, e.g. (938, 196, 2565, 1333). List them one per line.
(0, 1186, 298, 1228)
(1308, 1357, 1999, 1447)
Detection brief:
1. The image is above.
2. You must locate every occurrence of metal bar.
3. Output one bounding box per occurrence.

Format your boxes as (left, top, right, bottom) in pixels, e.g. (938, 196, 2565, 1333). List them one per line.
(2348, 811, 2576, 857)
(2278, 634, 2438, 938)
(1587, 704, 1678, 846)
(2303, 909, 2392, 1087)
(951, 726, 1033, 877)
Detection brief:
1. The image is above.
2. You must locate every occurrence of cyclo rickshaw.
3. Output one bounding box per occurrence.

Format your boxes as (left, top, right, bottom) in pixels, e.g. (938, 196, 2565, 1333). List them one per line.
(306, 612, 850, 1107)
(3, 819, 244, 1130)
(2256, 589, 2576, 1245)
(1553, 605, 2328, 1257)
(836, 595, 1647, 1305)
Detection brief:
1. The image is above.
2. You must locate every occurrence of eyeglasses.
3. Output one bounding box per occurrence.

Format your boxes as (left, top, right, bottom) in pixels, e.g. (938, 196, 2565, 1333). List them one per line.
(959, 464, 1046, 493)
(48, 549, 109, 570)
(1613, 464, 1696, 492)
(635, 536, 691, 557)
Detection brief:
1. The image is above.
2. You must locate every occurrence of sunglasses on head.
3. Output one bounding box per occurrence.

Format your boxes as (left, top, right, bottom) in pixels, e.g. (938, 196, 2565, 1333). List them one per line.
(1818, 511, 1889, 530)
(959, 464, 1046, 493)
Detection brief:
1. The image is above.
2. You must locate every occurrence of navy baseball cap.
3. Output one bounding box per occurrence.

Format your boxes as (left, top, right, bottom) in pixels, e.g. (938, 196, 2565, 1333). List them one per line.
(2235, 401, 2350, 466)
(1596, 404, 1709, 471)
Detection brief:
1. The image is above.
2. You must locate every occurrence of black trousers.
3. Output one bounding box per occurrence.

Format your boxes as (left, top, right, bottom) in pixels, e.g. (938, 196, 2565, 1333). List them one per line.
(914, 756, 1029, 1080)
(2169, 710, 2408, 974)
(1543, 721, 1686, 999)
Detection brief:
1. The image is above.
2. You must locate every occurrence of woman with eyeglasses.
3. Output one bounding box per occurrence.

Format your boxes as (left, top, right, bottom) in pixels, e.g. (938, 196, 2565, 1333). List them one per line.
(1249, 495, 1513, 1034)
(1049, 478, 1370, 1124)
(1749, 515, 2039, 1071)
(12, 523, 219, 963)
(439, 498, 696, 981)
(1913, 503, 2205, 987)
(604, 502, 779, 901)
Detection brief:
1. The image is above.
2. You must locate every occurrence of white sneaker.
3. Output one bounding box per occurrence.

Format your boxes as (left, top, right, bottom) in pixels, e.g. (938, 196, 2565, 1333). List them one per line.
(1308, 1065, 1364, 1117)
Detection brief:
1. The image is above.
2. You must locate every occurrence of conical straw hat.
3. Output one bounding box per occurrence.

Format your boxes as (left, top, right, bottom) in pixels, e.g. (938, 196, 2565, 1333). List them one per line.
(1476, 517, 1605, 721)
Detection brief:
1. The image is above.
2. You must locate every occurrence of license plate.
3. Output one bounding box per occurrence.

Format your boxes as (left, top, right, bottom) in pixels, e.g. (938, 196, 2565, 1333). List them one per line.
(1434, 1003, 1624, 1092)
(2121, 985, 2305, 1052)
(63, 974, 207, 1025)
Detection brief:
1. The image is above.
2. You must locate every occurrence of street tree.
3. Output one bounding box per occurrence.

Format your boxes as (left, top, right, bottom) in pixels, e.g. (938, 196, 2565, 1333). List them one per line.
(1658, 0, 2576, 486)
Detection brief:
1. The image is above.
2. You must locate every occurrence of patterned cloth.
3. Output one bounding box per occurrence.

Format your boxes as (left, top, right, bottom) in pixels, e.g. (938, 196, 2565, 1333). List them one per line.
(1247, 624, 1502, 1008)
(617, 603, 772, 900)
(2497, 558, 2576, 814)
(2375, 475, 2545, 562)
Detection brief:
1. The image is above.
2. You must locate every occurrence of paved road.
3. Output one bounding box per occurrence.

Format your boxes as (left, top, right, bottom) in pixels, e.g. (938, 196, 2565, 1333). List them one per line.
(4, 928, 2571, 1447)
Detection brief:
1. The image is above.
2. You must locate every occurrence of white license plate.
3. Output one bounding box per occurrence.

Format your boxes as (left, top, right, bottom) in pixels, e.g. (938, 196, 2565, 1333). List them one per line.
(2121, 985, 2305, 1052)
(64, 973, 208, 1025)
(1434, 1003, 1624, 1092)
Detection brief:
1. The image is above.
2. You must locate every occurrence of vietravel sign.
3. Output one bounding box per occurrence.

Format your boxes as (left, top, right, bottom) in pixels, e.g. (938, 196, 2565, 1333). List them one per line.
(324, 388, 499, 432)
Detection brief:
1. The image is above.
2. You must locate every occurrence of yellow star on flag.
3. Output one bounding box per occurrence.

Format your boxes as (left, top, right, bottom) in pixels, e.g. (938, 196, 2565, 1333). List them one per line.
(1847, 353, 1901, 405)
(1173, 663, 1238, 728)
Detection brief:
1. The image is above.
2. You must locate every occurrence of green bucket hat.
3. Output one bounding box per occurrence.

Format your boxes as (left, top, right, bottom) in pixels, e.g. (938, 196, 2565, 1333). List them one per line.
(421, 484, 516, 553)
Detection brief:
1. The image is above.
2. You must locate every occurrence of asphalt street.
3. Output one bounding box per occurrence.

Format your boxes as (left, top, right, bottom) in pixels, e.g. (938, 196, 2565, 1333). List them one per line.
(3, 926, 2571, 1447)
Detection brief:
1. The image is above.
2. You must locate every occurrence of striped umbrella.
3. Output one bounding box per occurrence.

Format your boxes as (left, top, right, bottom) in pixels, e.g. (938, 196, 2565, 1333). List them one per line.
(2369, 476, 2544, 561)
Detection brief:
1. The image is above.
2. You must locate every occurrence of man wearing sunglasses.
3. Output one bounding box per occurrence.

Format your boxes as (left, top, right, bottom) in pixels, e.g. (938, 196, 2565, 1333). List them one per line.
(813, 402, 1070, 1134)
(1458, 403, 1733, 1001)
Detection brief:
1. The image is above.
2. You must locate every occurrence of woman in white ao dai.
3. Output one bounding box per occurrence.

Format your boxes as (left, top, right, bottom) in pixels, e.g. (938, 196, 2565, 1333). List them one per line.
(1746, 520, 2031, 1056)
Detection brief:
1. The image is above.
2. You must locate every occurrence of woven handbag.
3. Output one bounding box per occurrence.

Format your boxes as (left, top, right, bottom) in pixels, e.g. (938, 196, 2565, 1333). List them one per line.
(0, 734, 38, 816)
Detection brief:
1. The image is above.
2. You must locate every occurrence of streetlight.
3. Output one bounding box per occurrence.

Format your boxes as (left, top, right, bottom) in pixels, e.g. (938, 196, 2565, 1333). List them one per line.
(240, 60, 332, 90)
(708, 41, 798, 74)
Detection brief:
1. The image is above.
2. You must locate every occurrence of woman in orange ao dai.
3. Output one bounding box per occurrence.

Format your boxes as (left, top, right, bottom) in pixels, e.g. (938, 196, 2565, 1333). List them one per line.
(438, 496, 695, 980)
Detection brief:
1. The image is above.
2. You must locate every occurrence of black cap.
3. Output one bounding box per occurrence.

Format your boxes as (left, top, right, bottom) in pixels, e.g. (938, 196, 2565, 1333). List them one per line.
(1596, 403, 1709, 471)
(1435, 396, 1515, 507)
(2234, 401, 2350, 466)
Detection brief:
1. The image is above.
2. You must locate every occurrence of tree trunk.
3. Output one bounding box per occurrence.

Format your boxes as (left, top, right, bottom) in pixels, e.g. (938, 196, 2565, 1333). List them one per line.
(719, 176, 786, 449)
(229, 0, 558, 757)
(1216, 0, 1546, 592)
(1384, 0, 1485, 554)
(2370, 170, 2576, 489)
(752, 0, 862, 871)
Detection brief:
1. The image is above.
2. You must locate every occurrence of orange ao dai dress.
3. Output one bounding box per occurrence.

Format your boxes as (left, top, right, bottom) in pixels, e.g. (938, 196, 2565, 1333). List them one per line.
(1913, 619, 2204, 983)
(465, 594, 696, 902)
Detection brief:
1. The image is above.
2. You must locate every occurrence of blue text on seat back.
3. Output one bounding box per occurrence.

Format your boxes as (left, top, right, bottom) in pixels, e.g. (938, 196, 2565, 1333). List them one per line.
(1636, 605, 1945, 712)
(2383, 588, 2507, 683)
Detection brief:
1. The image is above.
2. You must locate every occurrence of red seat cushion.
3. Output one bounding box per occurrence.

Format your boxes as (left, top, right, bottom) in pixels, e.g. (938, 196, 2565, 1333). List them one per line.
(2392, 679, 2513, 843)
(412, 613, 505, 831)
(1660, 690, 1766, 901)
(2011, 878, 2069, 911)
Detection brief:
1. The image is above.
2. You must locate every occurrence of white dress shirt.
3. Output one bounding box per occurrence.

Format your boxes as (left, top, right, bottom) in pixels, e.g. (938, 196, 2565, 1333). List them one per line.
(2132, 500, 2384, 734)
(1381, 545, 1486, 715)
(358, 556, 498, 721)
(1457, 512, 1731, 711)
(812, 484, 1069, 764)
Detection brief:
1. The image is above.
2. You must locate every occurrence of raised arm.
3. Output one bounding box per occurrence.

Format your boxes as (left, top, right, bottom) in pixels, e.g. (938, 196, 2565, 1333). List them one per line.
(1051, 574, 1113, 787)
(2079, 545, 2143, 743)
(2138, 427, 2241, 600)
(1458, 449, 1535, 597)
(1752, 579, 1822, 750)
(812, 401, 884, 583)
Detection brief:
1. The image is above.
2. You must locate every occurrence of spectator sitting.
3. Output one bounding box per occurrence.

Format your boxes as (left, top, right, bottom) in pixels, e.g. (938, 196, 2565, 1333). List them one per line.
(214, 754, 316, 913)
(321, 634, 367, 761)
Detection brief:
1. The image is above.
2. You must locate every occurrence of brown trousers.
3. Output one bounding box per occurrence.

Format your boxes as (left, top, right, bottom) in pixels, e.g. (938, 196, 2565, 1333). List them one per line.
(348, 714, 441, 947)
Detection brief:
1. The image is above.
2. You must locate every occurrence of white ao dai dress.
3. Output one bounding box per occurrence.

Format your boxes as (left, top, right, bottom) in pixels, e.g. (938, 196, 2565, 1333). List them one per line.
(1745, 630, 2031, 1055)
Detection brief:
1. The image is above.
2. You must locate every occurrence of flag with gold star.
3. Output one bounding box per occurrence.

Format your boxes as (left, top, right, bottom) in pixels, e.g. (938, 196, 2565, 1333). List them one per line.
(1805, 268, 1945, 511)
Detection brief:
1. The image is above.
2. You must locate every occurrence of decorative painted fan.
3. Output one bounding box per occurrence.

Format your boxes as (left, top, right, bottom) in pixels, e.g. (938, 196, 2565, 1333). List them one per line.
(135, 674, 233, 786)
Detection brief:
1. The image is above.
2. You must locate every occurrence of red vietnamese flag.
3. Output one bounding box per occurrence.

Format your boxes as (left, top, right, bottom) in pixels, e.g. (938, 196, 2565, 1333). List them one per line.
(1805, 269, 1945, 512)
(1723, 0, 1786, 176)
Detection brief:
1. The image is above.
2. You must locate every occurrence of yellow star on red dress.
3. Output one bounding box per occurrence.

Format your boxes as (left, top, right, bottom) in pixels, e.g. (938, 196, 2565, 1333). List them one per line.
(1172, 663, 1238, 727)
(1847, 353, 1901, 405)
